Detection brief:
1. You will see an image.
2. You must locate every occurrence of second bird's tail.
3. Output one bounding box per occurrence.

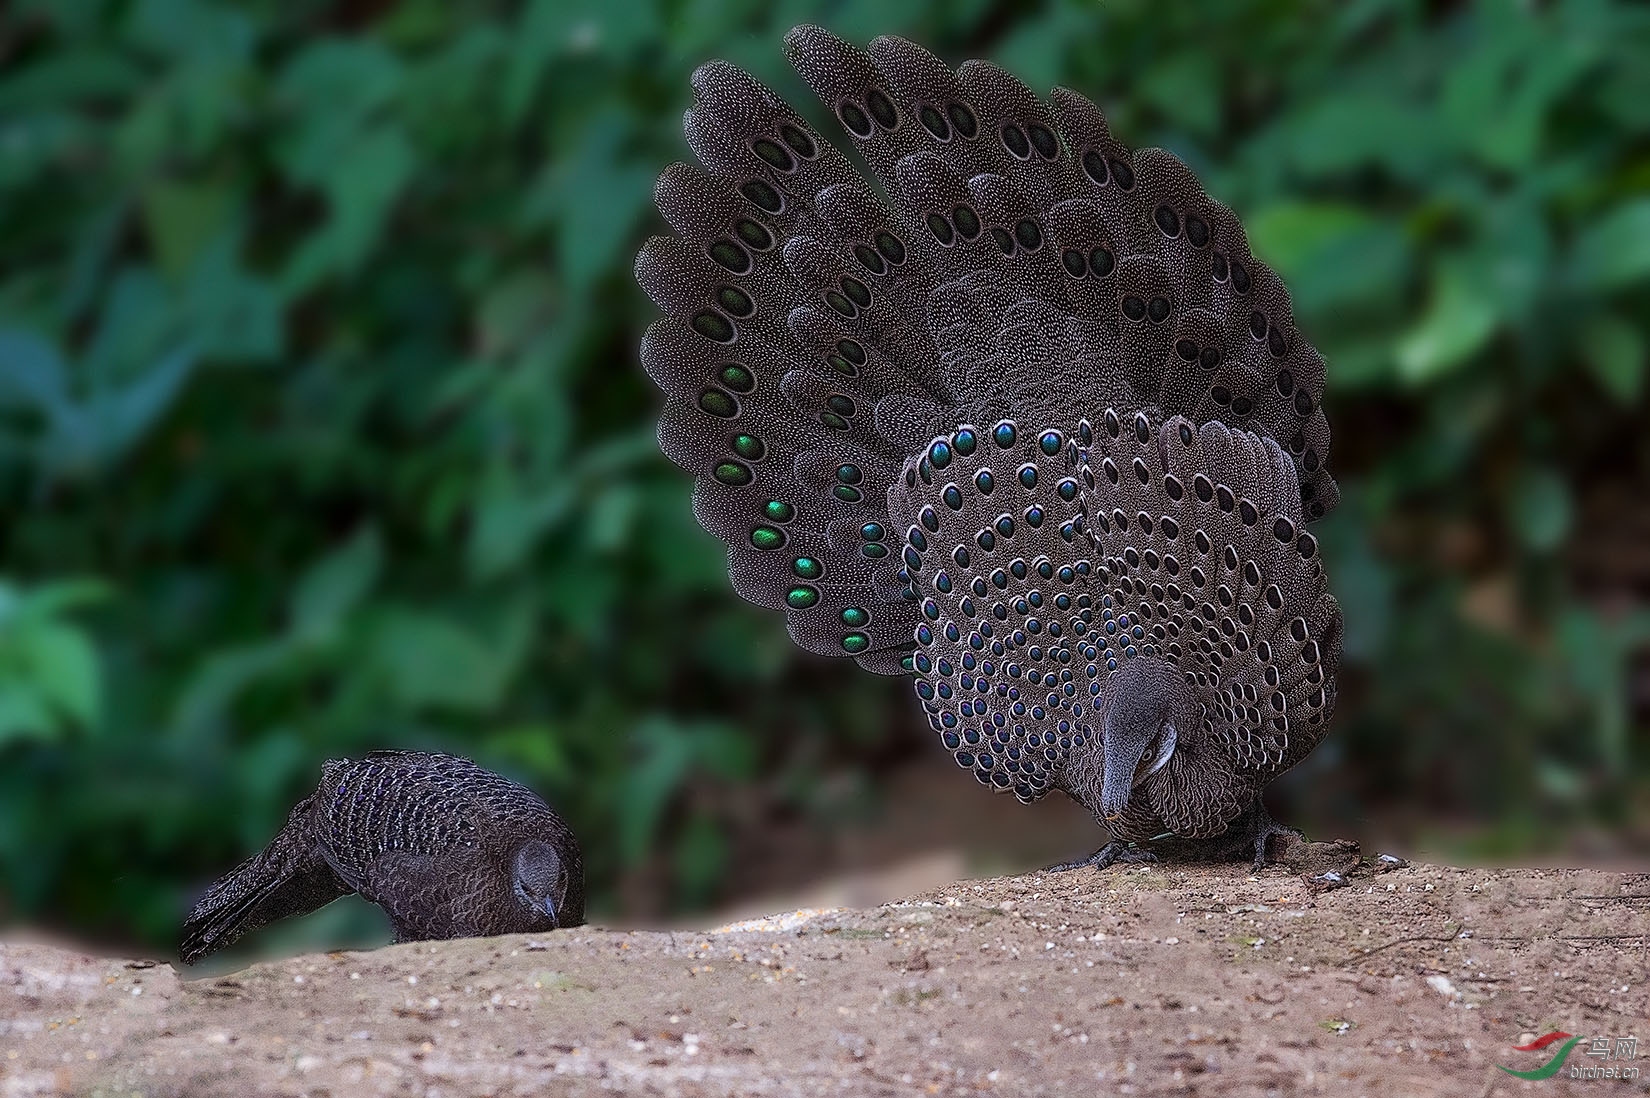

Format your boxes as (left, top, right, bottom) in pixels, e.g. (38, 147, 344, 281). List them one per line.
(179, 801, 346, 965)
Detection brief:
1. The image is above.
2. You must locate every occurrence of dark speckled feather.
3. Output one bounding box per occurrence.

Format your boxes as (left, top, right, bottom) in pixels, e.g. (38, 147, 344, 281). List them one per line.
(180, 752, 583, 963)
(635, 26, 1343, 862)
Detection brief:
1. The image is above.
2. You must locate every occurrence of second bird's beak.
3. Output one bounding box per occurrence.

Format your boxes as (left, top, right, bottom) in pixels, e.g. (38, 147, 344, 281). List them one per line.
(543, 896, 560, 925)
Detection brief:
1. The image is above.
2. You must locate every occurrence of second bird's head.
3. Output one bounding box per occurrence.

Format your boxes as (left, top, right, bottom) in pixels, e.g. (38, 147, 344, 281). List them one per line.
(510, 840, 576, 927)
(1097, 657, 1197, 822)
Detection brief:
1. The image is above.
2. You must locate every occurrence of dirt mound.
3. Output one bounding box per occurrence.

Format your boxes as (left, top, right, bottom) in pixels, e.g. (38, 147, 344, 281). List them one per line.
(4, 859, 1646, 1097)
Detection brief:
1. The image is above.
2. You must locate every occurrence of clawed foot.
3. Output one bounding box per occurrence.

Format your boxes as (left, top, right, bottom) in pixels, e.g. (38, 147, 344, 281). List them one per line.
(1240, 801, 1362, 877)
(1045, 840, 1158, 873)
(1249, 816, 1304, 874)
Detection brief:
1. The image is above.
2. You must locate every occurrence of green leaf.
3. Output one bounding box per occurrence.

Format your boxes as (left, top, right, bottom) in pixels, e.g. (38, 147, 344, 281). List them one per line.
(484, 724, 570, 780)
(503, 0, 564, 125)
(673, 810, 726, 907)
(0, 45, 144, 112)
(468, 475, 574, 581)
(1578, 313, 1646, 405)
(282, 127, 417, 292)
(274, 40, 403, 174)
(0, 579, 109, 742)
(1440, 15, 1595, 172)
(181, 230, 285, 363)
(1138, 54, 1221, 138)
(0, 690, 56, 747)
(1243, 201, 1406, 314)
(96, 343, 198, 466)
(1317, 509, 1390, 663)
(127, 0, 256, 62)
(477, 271, 557, 359)
(19, 622, 101, 728)
(693, 724, 758, 782)
(1395, 262, 1500, 384)
(1245, 202, 1374, 272)
(364, 608, 504, 714)
(586, 483, 639, 552)
(171, 638, 296, 734)
(0, 329, 70, 410)
(534, 105, 653, 292)
(618, 716, 697, 863)
(140, 179, 235, 282)
(1571, 198, 1650, 291)
(14, 579, 112, 619)
(1281, 96, 1446, 181)
(1507, 466, 1571, 553)
(291, 527, 383, 642)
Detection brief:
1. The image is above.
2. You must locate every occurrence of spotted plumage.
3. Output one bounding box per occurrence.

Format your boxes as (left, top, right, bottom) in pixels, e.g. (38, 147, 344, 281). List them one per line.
(635, 27, 1343, 869)
(180, 752, 583, 963)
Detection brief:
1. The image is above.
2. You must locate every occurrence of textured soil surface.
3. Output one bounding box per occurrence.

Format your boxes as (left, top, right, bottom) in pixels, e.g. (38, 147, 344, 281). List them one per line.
(4, 847, 1649, 1097)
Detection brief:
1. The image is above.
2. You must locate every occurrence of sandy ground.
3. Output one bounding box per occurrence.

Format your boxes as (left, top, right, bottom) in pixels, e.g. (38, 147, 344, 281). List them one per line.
(4, 847, 1649, 1098)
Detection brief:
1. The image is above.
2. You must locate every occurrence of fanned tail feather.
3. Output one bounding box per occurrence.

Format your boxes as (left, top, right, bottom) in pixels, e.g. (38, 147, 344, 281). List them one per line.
(636, 25, 1338, 679)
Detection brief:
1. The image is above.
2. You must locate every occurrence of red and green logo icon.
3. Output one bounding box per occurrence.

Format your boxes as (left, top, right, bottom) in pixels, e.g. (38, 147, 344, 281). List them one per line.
(1498, 1032, 1580, 1080)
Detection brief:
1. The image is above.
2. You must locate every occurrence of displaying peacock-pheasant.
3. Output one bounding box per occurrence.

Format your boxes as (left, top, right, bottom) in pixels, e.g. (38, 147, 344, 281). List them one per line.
(180, 751, 583, 964)
(635, 27, 1343, 872)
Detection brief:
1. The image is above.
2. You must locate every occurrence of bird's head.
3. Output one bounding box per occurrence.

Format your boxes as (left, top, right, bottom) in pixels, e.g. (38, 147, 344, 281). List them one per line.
(510, 840, 572, 927)
(1097, 657, 1195, 823)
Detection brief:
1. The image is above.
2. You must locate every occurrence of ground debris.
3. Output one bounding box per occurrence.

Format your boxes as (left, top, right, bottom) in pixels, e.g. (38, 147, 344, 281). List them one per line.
(4, 862, 1645, 1097)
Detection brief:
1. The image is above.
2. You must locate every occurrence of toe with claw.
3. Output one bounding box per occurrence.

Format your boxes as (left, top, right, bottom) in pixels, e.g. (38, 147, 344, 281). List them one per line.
(1046, 840, 1158, 873)
(1236, 800, 1307, 873)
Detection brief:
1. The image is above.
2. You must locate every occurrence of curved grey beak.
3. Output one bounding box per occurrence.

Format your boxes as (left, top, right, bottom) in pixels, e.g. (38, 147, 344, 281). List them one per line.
(1100, 724, 1177, 822)
(1100, 737, 1149, 822)
(543, 895, 560, 925)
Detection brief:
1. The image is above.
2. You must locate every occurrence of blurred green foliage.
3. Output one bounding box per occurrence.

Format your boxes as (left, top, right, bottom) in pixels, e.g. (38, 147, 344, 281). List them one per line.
(1, 0, 1648, 952)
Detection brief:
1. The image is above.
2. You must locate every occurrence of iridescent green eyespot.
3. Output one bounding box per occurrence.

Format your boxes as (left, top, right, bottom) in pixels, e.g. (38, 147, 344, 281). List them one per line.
(692, 311, 734, 342)
(752, 138, 793, 171)
(708, 239, 751, 273)
(739, 179, 782, 212)
(735, 218, 772, 249)
(716, 286, 754, 317)
(837, 339, 868, 365)
(713, 461, 751, 486)
(719, 364, 755, 392)
(698, 389, 736, 418)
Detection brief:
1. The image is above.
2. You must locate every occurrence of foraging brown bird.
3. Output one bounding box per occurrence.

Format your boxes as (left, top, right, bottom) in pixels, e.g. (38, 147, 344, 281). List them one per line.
(180, 751, 583, 964)
(634, 26, 1342, 871)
